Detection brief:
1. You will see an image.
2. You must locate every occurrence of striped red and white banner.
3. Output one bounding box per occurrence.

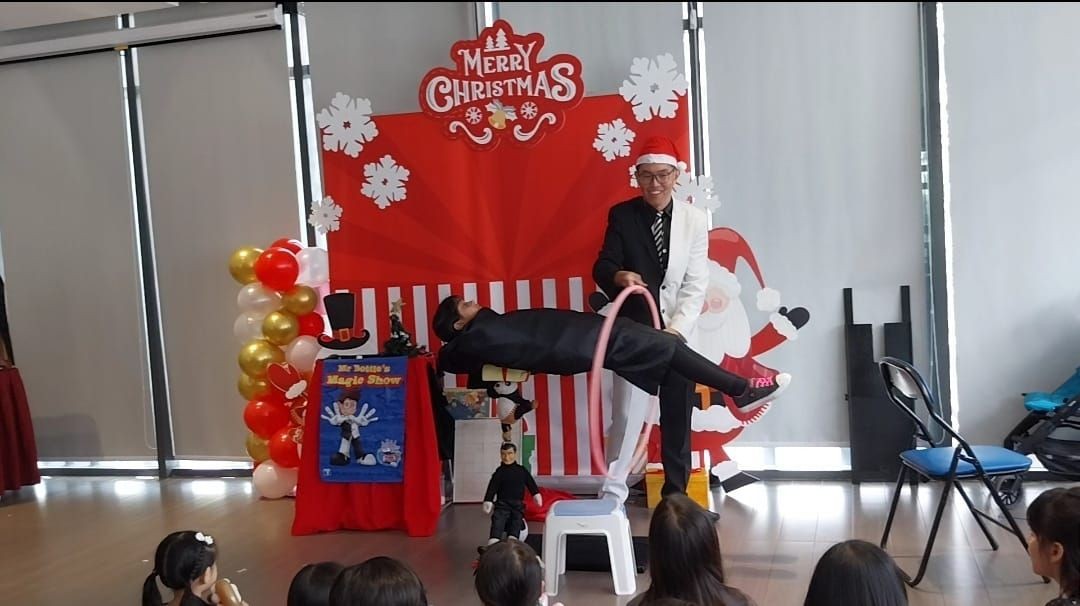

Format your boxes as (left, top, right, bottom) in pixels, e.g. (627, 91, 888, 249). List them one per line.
(356, 277, 613, 477)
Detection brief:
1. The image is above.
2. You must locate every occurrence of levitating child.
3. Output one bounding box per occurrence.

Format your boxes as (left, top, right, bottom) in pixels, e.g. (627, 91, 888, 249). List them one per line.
(142, 530, 246, 606)
(288, 561, 344, 606)
(1027, 486, 1080, 606)
(481, 442, 542, 554)
(475, 540, 563, 606)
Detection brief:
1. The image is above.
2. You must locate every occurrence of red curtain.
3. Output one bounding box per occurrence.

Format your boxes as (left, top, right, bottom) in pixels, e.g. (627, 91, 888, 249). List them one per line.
(0, 368, 40, 491)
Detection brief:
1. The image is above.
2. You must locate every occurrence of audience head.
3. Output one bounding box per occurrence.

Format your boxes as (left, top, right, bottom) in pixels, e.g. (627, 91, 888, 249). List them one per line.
(288, 561, 345, 606)
(642, 493, 753, 605)
(803, 539, 907, 606)
(475, 539, 545, 606)
(1027, 486, 1080, 598)
(329, 556, 427, 606)
(142, 530, 219, 606)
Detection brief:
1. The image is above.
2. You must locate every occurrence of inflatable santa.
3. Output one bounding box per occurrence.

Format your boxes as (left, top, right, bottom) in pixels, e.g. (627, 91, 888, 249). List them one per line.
(689, 227, 810, 490)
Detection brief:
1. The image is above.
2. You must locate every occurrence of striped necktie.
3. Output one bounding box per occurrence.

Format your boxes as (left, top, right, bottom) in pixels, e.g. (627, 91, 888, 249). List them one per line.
(652, 211, 667, 267)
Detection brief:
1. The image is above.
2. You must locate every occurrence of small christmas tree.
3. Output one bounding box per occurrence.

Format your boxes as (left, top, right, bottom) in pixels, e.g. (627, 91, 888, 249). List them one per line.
(382, 299, 427, 357)
(494, 28, 509, 50)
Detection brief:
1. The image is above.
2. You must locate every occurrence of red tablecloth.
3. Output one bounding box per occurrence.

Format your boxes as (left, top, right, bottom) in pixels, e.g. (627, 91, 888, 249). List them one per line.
(0, 367, 40, 491)
(292, 355, 442, 537)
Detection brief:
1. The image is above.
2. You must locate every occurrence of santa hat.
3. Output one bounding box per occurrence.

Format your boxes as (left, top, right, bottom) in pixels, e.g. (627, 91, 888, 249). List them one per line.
(635, 136, 680, 167)
(709, 227, 796, 338)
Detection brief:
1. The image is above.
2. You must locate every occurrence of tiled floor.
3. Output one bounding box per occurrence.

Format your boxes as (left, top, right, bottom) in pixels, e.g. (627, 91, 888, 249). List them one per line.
(0, 477, 1068, 604)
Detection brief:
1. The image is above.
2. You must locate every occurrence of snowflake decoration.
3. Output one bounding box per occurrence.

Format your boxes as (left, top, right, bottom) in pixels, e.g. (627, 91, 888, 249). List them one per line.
(619, 53, 688, 122)
(465, 107, 483, 124)
(308, 196, 343, 233)
(520, 101, 538, 119)
(629, 165, 639, 188)
(675, 172, 720, 211)
(361, 155, 410, 210)
(316, 92, 378, 158)
(592, 119, 636, 162)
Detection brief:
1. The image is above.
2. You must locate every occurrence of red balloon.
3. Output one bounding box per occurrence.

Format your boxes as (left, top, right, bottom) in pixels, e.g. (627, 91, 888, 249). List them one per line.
(271, 238, 304, 254)
(243, 398, 290, 440)
(298, 312, 325, 337)
(268, 426, 301, 468)
(254, 247, 299, 292)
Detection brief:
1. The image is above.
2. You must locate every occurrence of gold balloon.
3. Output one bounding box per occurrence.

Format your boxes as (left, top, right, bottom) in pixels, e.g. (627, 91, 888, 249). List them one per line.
(282, 285, 318, 316)
(238, 373, 271, 400)
(238, 339, 284, 378)
(262, 311, 300, 346)
(245, 432, 270, 464)
(228, 246, 263, 285)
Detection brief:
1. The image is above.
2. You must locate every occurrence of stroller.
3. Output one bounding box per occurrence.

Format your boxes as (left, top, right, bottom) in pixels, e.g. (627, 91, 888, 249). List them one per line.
(999, 367, 1080, 504)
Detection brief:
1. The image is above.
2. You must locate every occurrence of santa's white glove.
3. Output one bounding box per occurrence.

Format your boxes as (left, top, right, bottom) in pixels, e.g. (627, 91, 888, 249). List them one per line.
(533, 493, 543, 507)
(482, 501, 493, 515)
(356, 403, 379, 427)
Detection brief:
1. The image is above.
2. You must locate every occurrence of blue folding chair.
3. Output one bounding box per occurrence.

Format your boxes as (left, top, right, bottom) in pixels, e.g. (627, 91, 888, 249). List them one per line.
(878, 357, 1032, 587)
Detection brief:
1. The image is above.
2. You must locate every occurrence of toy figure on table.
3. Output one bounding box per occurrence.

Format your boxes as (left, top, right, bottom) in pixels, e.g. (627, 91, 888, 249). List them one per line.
(382, 299, 428, 357)
(480, 443, 542, 554)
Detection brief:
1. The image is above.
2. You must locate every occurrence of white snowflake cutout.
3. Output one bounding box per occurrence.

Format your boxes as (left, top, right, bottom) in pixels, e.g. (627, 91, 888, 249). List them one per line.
(465, 107, 483, 124)
(308, 196, 343, 233)
(592, 119, 636, 162)
(629, 165, 639, 188)
(361, 155, 410, 210)
(675, 173, 720, 211)
(316, 92, 378, 158)
(619, 54, 688, 122)
(520, 101, 538, 119)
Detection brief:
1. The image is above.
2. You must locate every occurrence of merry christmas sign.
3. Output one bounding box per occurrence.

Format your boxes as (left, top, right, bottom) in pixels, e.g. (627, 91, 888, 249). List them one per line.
(419, 20, 584, 149)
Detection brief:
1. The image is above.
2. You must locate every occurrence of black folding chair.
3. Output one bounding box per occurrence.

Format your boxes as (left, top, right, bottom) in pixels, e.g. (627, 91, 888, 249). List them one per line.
(878, 357, 1032, 587)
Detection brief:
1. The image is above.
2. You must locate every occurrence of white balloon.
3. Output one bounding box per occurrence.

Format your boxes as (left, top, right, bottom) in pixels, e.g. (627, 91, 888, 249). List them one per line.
(238, 283, 282, 315)
(252, 461, 298, 499)
(296, 247, 329, 287)
(233, 311, 267, 343)
(285, 336, 322, 374)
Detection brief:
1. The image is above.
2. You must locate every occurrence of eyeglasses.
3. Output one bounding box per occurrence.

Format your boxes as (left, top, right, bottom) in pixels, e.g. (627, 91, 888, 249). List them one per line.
(635, 169, 677, 184)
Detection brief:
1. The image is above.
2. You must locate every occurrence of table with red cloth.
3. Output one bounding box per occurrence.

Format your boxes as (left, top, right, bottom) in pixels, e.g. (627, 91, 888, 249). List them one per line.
(292, 354, 442, 537)
(0, 367, 40, 491)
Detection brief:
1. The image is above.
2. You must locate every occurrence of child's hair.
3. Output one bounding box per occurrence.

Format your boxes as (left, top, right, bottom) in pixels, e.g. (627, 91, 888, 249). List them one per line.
(288, 561, 345, 606)
(1028, 486, 1080, 597)
(501, 442, 517, 453)
(432, 295, 463, 342)
(475, 540, 544, 606)
(803, 539, 907, 606)
(329, 556, 427, 606)
(641, 493, 754, 606)
(142, 531, 218, 606)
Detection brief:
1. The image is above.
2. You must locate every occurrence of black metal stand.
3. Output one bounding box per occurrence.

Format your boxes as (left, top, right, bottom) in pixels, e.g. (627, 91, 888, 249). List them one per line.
(844, 286, 916, 483)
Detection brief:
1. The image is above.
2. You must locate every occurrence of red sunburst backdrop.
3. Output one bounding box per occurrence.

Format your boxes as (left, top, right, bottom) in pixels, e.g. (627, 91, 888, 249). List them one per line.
(324, 95, 690, 293)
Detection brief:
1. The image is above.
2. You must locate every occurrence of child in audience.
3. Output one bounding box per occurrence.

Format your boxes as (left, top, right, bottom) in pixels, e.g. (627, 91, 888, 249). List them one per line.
(1027, 486, 1080, 606)
(803, 539, 907, 606)
(329, 556, 428, 606)
(289, 562, 345, 606)
(475, 540, 563, 606)
(143, 530, 245, 606)
(630, 493, 753, 606)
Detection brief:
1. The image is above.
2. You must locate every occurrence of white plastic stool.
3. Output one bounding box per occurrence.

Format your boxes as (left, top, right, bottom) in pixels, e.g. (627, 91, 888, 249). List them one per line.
(542, 499, 636, 596)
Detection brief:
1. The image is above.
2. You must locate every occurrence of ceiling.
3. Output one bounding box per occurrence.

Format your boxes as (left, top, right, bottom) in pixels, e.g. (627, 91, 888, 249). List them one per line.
(0, 2, 180, 32)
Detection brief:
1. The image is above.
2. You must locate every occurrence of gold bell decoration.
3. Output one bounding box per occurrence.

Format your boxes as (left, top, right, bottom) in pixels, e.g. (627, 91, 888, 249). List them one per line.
(485, 100, 517, 130)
